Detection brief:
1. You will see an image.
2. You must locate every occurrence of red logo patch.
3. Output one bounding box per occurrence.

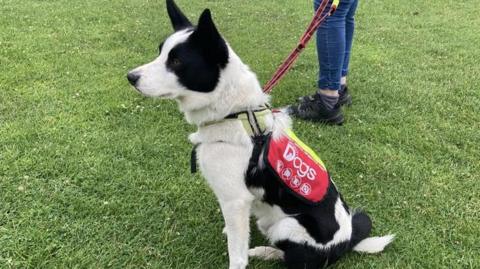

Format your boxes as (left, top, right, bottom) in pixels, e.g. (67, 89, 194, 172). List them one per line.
(266, 132, 330, 204)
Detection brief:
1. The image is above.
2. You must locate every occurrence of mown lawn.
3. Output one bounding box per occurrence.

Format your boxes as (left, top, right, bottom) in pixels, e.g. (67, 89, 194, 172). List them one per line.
(1, 0, 479, 268)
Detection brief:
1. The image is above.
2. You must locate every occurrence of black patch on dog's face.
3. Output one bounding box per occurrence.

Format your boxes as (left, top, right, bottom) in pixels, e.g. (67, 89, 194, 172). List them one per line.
(166, 9, 229, 93)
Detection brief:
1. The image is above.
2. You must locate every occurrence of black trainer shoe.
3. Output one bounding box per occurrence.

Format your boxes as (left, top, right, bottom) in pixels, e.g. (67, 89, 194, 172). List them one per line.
(298, 85, 352, 107)
(338, 86, 352, 106)
(289, 93, 344, 125)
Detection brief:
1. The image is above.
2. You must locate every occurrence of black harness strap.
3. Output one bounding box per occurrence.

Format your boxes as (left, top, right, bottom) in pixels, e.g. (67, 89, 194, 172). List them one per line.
(246, 110, 261, 136)
(241, 111, 269, 179)
(224, 107, 269, 120)
(190, 108, 269, 175)
(246, 135, 268, 179)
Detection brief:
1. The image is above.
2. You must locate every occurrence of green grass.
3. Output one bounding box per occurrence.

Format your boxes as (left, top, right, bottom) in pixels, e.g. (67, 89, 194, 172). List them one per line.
(1, 0, 479, 268)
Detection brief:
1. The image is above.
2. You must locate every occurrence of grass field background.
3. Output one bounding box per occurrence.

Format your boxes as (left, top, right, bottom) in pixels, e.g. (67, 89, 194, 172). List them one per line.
(1, 0, 479, 268)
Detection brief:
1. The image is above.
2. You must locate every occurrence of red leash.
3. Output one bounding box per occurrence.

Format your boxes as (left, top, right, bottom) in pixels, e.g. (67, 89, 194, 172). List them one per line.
(263, 0, 337, 94)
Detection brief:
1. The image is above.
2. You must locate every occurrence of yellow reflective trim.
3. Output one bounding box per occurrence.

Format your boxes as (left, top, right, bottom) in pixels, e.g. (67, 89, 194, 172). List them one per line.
(285, 129, 327, 170)
(332, 0, 340, 8)
(237, 113, 253, 136)
(237, 109, 271, 136)
(253, 109, 270, 133)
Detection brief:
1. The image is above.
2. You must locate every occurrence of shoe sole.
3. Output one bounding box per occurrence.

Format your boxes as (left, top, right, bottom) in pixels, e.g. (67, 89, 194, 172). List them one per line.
(314, 113, 344, 125)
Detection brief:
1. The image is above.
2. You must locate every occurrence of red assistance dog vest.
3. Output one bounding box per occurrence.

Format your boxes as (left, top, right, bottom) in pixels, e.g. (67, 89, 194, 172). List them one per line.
(265, 130, 330, 204)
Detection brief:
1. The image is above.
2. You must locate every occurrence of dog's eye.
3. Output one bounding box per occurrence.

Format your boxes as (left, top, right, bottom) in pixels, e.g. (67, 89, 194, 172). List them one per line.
(171, 58, 181, 67)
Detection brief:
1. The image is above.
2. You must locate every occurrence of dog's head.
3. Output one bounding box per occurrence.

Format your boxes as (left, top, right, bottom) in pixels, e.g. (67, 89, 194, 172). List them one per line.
(127, 0, 229, 103)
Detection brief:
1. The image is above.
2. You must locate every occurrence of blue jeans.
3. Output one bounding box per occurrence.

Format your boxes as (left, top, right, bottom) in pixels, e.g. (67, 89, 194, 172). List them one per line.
(314, 0, 359, 91)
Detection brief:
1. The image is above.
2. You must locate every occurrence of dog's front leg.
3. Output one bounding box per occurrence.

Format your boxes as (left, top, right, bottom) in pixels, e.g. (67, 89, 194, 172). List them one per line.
(199, 143, 254, 268)
(220, 198, 252, 269)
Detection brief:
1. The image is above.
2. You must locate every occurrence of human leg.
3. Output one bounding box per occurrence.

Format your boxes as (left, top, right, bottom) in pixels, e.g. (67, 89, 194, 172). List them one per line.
(290, 0, 355, 123)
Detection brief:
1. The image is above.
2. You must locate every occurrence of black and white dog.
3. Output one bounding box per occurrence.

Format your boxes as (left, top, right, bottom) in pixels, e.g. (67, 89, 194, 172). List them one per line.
(127, 1, 393, 268)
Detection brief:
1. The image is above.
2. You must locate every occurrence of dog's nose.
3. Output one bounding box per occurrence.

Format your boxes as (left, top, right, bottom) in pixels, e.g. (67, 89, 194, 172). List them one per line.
(127, 72, 140, 86)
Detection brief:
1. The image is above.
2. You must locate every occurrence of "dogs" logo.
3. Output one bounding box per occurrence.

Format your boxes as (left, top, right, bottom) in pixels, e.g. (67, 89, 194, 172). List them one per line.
(283, 143, 317, 181)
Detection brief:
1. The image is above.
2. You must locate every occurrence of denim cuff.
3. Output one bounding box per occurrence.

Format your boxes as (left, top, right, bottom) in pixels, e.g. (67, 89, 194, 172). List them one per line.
(318, 78, 341, 91)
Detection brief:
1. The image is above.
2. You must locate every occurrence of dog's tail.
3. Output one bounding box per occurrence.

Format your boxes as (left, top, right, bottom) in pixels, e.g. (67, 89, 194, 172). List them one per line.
(350, 210, 395, 254)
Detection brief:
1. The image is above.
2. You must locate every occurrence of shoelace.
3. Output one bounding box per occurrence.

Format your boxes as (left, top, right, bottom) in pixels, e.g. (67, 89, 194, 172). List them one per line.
(299, 94, 323, 112)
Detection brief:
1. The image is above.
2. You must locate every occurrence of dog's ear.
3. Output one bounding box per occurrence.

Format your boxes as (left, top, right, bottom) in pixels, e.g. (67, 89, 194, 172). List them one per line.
(166, 0, 192, 31)
(190, 9, 228, 67)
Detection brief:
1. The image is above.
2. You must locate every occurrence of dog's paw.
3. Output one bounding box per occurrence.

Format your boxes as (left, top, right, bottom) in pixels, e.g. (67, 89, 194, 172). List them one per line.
(248, 246, 284, 261)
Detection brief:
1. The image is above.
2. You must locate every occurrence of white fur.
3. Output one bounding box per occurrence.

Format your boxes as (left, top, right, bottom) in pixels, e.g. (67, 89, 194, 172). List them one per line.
(251, 199, 288, 236)
(353, 234, 396, 254)
(248, 246, 284, 261)
(129, 26, 391, 268)
(265, 198, 352, 250)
